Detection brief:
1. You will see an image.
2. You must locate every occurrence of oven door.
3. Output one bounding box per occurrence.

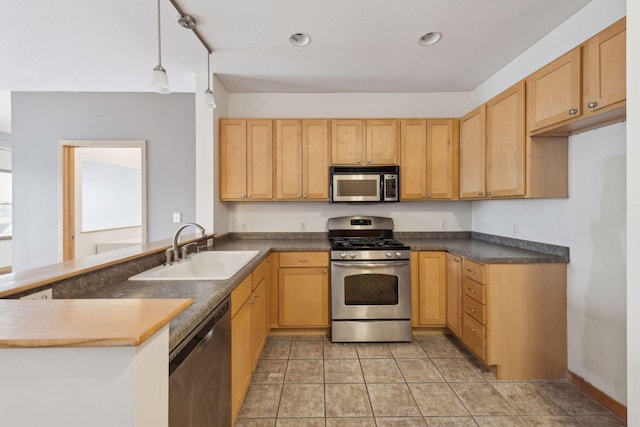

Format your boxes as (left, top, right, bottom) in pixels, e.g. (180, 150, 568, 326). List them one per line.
(331, 260, 411, 320)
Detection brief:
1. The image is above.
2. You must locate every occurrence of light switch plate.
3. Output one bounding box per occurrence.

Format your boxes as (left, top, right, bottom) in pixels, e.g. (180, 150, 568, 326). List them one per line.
(172, 212, 181, 223)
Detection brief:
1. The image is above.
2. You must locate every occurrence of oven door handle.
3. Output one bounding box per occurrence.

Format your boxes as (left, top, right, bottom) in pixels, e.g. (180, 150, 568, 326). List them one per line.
(332, 261, 410, 268)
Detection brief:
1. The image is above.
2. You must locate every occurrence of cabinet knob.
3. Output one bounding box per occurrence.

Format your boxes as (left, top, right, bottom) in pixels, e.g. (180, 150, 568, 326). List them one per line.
(249, 300, 256, 305)
(587, 101, 598, 109)
(247, 194, 252, 198)
(367, 159, 372, 164)
(487, 191, 492, 196)
(241, 194, 246, 198)
(422, 194, 426, 198)
(455, 257, 460, 262)
(357, 159, 362, 164)
(427, 194, 432, 199)
(478, 192, 484, 196)
(323, 269, 328, 274)
(254, 293, 260, 298)
(569, 108, 578, 115)
(302, 194, 307, 198)
(297, 194, 302, 198)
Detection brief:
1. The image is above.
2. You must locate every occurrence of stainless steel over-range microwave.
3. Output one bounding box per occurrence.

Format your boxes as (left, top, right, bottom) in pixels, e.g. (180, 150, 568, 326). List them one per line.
(329, 166, 399, 203)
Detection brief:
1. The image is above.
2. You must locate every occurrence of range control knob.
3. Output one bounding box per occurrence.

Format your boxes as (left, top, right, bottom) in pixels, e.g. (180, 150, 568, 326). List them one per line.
(349, 251, 356, 259)
(340, 252, 347, 259)
(396, 252, 402, 259)
(386, 251, 393, 259)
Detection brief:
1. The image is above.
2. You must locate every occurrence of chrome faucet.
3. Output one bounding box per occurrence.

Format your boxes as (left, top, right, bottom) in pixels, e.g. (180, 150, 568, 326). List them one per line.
(168, 222, 206, 263)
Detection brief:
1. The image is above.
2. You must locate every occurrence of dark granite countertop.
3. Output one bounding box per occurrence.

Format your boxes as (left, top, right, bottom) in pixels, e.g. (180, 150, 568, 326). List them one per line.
(70, 233, 566, 356)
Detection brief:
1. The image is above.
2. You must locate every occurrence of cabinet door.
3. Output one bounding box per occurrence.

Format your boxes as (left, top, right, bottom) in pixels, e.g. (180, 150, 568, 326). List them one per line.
(416, 252, 446, 326)
(331, 120, 364, 165)
(486, 81, 526, 198)
(445, 253, 462, 338)
(250, 279, 267, 370)
(527, 47, 582, 131)
(459, 106, 486, 199)
(366, 119, 398, 165)
(302, 120, 330, 199)
(278, 267, 329, 327)
(399, 119, 427, 200)
(275, 120, 303, 200)
(426, 119, 457, 199)
(583, 17, 626, 113)
(246, 120, 274, 200)
(220, 119, 247, 200)
(231, 299, 251, 424)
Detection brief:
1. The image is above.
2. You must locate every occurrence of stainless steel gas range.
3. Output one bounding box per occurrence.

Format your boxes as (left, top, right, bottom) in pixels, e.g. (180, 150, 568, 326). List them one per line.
(328, 216, 412, 342)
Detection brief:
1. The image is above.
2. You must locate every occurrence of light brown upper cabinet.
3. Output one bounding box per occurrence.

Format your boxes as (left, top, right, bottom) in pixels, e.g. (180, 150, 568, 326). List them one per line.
(400, 119, 458, 200)
(583, 17, 626, 115)
(459, 105, 486, 199)
(220, 119, 273, 201)
(528, 18, 626, 135)
(331, 119, 398, 165)
(486, 81, 526, 198)
(275, 120, 330, 200)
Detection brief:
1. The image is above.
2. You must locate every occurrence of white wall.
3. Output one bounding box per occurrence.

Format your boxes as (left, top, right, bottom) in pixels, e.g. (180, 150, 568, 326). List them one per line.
(196, 72, 230, 235)
(11, 92, 195, 271)
(626, 0, 639, 423)
(229, 201, 471, 233)
(473, 123, 626, 401)
(0, 145, 11, 268)
(470, 0, 627, 405)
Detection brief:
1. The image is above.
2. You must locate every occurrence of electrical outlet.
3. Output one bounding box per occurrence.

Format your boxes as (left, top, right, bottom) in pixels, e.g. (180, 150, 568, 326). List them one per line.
(439, 220, 448, 230)
(20, 289, 52, 300)
(299, 221, 306, 232)
(172, 212, 181, 223)
(241, 222, 247, 231)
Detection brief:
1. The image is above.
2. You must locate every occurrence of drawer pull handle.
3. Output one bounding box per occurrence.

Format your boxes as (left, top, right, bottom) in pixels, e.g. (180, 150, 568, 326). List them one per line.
(467, 287, 476, 293)
(466, 268, 476, 274)
(469, 307, 476, 312)
(470, 327, 476, 332)
(298, 259, 309, 263)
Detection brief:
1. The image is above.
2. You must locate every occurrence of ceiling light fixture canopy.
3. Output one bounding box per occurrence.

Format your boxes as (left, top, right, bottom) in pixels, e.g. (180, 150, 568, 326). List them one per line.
(418, 31, 442, 46)
(289, 33, 311, 47)
(203, 51, 216, 109)
(151, 0, 170, 93)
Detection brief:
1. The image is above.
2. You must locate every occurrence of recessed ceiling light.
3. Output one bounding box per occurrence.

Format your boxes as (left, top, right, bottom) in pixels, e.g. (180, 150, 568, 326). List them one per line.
(289, 33, 311, 47)
(418, 32, 442, 46)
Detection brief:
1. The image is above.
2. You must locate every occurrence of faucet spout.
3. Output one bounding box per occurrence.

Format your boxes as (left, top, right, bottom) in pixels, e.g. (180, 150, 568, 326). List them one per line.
(172, 222, 206, 261)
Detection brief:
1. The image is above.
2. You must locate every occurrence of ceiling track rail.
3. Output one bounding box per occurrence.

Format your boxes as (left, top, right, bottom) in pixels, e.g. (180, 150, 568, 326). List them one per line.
(168, 0, 214, 54)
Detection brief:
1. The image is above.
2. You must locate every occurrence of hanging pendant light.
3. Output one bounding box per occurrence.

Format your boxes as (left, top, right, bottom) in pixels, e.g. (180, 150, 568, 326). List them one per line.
(151, 0, 170, 94)
(203, 51, 216, 108)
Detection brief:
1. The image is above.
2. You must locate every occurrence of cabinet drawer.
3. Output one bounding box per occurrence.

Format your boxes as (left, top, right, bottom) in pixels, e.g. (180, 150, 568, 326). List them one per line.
(463, 294, 486, 324)
(463, 277, 486, 304)
(463, 259, 486, 283)
(231, 275, 252, 317)
(278, 251, 328, 268)
(462, 313, 486, 360)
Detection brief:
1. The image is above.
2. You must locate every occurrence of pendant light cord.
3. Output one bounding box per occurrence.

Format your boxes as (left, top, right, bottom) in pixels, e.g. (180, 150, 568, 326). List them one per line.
(157, 0, 162, 66)
(207, 52, 211, 90)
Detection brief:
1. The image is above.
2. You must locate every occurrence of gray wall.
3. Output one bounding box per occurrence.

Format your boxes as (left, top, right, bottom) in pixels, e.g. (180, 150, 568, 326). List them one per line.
(12, 92, 195, 271)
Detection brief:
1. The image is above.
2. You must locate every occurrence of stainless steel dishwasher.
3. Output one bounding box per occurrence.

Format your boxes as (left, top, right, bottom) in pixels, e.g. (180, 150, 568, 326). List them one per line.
(169, 297, 231, 427)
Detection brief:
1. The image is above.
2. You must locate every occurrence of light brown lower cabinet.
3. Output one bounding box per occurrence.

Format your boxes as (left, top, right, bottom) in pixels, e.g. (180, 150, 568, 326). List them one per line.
(230, 255, 272, 425)
(445, 253, 462, 337)
(449, 257, 567, 380)
(411, 251, 446, 327)
(278, 252, 330, 327)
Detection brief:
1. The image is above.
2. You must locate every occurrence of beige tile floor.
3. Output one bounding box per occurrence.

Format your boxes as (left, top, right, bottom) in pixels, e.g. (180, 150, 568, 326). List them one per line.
(235, 335, 624, 427)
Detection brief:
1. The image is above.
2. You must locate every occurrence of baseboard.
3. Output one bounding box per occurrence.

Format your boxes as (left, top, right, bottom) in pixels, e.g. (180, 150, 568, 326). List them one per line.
(567, 370, 627, 421)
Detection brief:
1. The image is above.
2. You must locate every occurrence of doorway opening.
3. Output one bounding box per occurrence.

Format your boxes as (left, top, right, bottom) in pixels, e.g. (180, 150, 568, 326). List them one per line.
(62, 141, 147, 261)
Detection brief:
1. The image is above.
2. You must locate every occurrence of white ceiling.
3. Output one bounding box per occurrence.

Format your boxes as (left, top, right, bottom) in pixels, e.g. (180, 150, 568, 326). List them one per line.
(0, 0, 592, 94)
